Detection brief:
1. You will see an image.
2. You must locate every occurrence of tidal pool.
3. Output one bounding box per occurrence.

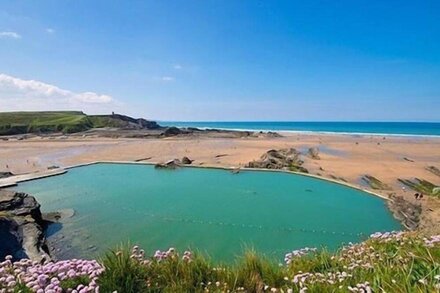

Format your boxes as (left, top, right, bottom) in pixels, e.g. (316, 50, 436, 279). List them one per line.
(12, 163, 401, 261)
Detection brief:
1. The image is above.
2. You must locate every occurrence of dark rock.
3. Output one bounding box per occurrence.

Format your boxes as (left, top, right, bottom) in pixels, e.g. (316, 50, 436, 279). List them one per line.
(308, 147, 320, 160)
(426, 166, 440, 177)
(267, 131, 282, 137)
(231, 168, 240, 174)
(100, 113, 161, 129)
(187, 127, 202, 132)
(181, 157, 193, 165)
(134, 157, 152, 162)
(163, 127, 182, 137)
(246, 148, 308, 172)
(0, 190, 50, 262)
(398, 178, 439, 196)
(0, 171, 13, 179)
(155, 159, 181, 169)
(362, 175, 392, 190)
(387, 194, 421, 230)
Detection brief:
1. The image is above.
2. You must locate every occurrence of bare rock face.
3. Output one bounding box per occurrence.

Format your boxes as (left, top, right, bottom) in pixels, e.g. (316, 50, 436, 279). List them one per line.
(163, 127, 182, 137)
(181, 157, 193, 165)
(0, 172, 13, 179)
(387, 194, 421, 230)
(0, 190, 50, 262)
(155, 159, 181, 169)
(246, 148, 308, 173)
(308, 147, 320, 160)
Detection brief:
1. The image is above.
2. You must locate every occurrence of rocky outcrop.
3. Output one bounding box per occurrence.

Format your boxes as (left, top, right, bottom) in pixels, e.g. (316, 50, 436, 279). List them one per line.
(163, 127, 182, 137)
(0, 190, 50, 262)
(398, 178, 439, 196)
(362, 175, 392, 190)
(426, 166, 440, 177)
(0, 172, 13, 179)
(92, 113, 161, 130)
(181, 157, 193, 165)
(246, 148, 308, 173)
(155, 159, 181, 169)
(308, 147, 320, 160)
(387, 194, 421, 230)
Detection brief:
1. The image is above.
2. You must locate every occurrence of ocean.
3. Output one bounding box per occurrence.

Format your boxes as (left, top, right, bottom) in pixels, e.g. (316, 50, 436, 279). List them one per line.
(160, 121, 440, 137)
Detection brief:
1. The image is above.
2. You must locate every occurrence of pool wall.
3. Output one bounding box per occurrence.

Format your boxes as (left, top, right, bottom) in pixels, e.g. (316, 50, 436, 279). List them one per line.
(0, 160, 390, 201)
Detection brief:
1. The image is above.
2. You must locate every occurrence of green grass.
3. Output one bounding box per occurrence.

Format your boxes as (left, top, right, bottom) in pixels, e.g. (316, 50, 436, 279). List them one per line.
(0, 111, 160, 135)
(3, 232, 439, 292)
(398, 178, 440, 197)
(0, 111, 92, 135)
(362, 175, 392, 190)
(88, 115, 130, 128)
(94, 232, 440, 292)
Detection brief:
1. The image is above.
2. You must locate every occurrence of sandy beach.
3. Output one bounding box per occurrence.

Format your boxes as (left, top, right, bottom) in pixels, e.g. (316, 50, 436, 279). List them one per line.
(1, 132, 439, 232)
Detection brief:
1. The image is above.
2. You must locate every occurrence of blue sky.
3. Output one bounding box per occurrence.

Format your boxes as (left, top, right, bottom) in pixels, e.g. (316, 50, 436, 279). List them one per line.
(0, 0, 439, 121)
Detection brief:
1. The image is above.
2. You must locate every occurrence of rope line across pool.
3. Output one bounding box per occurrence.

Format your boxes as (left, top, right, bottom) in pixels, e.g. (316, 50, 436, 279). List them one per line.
(104, 201, 368, 238)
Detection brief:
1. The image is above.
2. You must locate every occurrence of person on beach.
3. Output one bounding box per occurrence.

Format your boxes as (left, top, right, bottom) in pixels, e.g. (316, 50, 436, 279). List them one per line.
(419, 193, 424, 200)
(414, 193, 420, 200)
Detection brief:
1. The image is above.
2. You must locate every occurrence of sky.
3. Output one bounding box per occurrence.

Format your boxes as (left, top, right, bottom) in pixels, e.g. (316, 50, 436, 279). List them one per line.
(0, 0, 439, 122)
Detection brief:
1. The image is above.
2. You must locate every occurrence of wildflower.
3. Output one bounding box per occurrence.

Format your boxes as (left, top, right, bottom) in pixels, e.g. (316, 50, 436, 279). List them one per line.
(284, 247, 317, 265)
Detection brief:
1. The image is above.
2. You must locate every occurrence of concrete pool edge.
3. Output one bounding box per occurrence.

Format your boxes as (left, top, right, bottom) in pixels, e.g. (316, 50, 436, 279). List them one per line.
(1, 160, 390, 201)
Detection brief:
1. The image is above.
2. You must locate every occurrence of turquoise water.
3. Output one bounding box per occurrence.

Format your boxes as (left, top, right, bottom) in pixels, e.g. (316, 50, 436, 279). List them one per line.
(12, 163, 401, 261)
(160, 121, 440, 137)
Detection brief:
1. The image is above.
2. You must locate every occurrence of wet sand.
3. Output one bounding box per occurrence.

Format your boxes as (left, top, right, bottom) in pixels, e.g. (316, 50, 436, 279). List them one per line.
(0, 132, 439, 232)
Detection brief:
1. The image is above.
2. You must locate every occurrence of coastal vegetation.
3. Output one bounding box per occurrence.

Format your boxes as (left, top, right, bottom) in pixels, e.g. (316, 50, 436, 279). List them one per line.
(0, 111, 160, 135)
(361, 175, 392, 190)
(398, 178, 440, 197)
(0, 111, 92, 135)
(426, 166, 440, 177)
(0, 232, 439, 292)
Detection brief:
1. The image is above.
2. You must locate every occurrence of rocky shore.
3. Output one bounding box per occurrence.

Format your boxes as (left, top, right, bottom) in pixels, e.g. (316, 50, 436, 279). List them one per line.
(0, 190, 50, 262)
(387, 194, 422, 230)
(246, 148, 308, 173)
(69, 126, 283, 140)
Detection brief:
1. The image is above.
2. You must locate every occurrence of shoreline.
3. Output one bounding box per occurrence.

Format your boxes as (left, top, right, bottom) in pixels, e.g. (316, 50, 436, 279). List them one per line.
(162, 126, 440, 138)
(1, 131, 439, 234)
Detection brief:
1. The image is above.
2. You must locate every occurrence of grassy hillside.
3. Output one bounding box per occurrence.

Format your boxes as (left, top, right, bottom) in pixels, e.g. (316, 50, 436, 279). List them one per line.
(88, 115, 130, 128)
(0, 111, 159, 135)
(0, 111, 92, 135)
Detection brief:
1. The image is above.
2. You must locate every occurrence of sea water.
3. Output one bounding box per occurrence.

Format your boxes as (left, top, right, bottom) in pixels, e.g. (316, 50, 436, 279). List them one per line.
(160, 121, 440, 137)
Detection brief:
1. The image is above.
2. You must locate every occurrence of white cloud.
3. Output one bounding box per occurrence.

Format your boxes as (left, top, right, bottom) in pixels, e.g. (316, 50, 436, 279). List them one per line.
(173, 64, 182, 70)
(46, 28, 55, 34)
(161, 76, 175, 82)
(0, 31, 21, 39)
(0, 73, 120, 114)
